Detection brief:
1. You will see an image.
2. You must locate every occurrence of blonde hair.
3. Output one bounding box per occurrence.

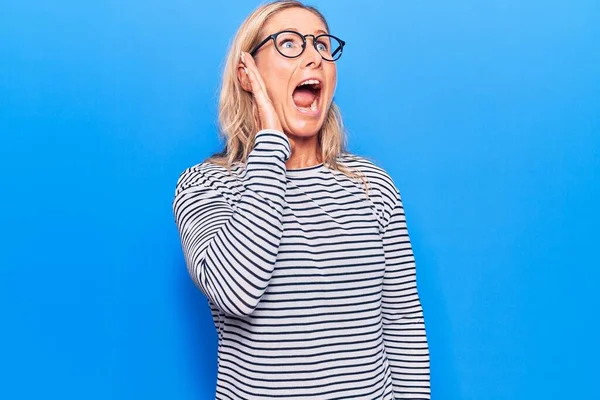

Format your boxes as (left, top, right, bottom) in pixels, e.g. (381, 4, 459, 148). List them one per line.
(205, 0, 368, 193)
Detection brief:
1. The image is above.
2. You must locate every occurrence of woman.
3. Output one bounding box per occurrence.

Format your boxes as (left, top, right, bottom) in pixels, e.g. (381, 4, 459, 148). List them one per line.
(173, 1, 430, 398)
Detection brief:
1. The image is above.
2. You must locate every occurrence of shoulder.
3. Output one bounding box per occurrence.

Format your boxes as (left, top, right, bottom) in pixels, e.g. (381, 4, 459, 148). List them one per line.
(174, 160, 243, 198)
(338, 153, 400, 204)
(337, 153, 404, 230)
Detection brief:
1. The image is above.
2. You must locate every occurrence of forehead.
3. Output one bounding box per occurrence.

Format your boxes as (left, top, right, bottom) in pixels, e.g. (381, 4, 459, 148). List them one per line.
(262, 7, 329, 35)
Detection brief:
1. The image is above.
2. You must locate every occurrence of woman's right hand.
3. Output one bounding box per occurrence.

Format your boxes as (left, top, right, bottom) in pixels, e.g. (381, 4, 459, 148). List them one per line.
(239, 51, 295, 152)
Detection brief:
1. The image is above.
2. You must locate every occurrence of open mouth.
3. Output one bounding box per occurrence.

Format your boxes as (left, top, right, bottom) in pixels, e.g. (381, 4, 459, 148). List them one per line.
(292, 79, 321, 113)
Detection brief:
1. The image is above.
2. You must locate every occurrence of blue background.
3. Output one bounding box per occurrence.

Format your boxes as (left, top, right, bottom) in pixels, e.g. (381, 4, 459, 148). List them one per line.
(1, 0, 598, 398)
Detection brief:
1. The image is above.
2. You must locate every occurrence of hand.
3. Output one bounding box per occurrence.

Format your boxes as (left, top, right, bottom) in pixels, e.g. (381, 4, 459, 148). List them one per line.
(239, 51, 295, 152)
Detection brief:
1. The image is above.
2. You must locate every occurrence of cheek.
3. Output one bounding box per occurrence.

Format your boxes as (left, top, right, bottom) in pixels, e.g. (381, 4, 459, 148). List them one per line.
(325, 66, 337, 99)
(257, 59, 293, 104)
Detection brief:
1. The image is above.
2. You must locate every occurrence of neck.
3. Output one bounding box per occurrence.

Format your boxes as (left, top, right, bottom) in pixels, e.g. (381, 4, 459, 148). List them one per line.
(286, 154, 322, 169)
(285, 133, 322, 169)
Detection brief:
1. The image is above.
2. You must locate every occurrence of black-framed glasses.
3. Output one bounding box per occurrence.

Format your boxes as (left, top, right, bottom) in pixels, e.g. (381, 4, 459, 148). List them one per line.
(249, 30, 345, 62)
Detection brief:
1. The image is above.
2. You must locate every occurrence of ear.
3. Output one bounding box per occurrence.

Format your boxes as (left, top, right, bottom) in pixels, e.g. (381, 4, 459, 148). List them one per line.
(237, 65, 251, 92)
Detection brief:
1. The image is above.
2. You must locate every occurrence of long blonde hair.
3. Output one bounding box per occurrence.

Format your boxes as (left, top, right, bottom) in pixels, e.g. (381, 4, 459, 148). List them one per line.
(205, 0, 368, 191)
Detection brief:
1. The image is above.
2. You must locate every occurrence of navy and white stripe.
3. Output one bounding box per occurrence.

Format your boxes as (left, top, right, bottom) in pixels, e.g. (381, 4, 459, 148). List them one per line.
(173, 129, 430, 399)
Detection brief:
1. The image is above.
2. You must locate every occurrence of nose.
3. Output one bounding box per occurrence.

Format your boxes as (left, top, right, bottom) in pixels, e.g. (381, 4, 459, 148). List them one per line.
(301, 35, 323, 68)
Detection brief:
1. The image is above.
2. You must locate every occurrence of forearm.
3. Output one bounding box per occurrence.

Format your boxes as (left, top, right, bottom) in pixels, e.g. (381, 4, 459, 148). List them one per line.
(381, 191, 431, 398)
(174, 129, 291, 316)
(383, 311, 430, 399)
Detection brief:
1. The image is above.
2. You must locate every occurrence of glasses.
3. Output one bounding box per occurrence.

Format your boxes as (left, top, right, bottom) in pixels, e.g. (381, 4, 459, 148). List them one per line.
(249, 30, 345, 61)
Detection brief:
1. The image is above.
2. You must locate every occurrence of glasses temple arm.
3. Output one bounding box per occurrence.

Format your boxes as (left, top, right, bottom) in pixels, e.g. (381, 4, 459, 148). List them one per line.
(249, 36, 275, 57)
(331, 46, 342, 58)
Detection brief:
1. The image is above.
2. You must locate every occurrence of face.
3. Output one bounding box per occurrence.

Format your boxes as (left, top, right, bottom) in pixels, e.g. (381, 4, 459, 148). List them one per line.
(252, 8, 337, 139)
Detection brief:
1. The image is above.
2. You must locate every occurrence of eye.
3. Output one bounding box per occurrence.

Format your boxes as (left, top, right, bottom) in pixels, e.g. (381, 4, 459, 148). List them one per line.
(281, 40, 295, 49)
(317, 42, 327, 51)
(277, 33, 302, 49)
(316, 41, 329, 52)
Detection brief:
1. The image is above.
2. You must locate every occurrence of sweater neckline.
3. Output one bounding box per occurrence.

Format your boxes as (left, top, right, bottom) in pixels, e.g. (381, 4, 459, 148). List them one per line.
(286, 162, 326, 177)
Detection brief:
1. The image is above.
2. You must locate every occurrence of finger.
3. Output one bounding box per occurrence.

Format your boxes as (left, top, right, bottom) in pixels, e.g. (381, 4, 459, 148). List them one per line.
(243, 65, 259, 95)
(241, 52, 268, 96)
(245, 67, 270, 105)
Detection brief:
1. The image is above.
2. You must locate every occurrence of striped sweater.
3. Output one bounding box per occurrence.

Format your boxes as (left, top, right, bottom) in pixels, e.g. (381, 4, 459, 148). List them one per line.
(173, 129, 430, 399)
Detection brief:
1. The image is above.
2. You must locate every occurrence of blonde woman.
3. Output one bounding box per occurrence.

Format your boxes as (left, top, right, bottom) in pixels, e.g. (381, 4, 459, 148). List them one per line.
(173, 1, 430, 398)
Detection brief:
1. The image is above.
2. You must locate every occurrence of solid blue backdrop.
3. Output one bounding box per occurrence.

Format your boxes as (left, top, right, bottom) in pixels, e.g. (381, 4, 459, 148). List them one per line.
(1, 0, 598, 399)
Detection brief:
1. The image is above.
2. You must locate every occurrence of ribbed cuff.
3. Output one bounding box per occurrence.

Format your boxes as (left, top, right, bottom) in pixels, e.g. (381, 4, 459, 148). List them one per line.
(254, 129, 292, 162)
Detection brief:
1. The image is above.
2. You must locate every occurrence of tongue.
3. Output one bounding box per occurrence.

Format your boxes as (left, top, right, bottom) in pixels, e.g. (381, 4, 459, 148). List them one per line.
(292, 87, 316, 108)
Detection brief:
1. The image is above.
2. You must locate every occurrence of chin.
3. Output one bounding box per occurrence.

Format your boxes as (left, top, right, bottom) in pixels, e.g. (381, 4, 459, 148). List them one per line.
(282, 105, 329, 139)
(284, 119, 325, 138)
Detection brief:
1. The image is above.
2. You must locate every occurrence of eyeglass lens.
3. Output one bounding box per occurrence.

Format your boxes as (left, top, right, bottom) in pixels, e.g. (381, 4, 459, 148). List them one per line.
(275, 32, 342, 61)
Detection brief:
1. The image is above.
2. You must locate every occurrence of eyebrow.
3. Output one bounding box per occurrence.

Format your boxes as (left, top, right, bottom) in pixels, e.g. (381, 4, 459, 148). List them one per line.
(280, 27, 329, 35)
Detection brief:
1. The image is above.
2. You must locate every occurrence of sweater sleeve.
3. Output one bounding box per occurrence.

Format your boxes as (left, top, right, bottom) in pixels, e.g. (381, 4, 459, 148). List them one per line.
(380, 188, 431, 399)
(172, 129, 291, 317)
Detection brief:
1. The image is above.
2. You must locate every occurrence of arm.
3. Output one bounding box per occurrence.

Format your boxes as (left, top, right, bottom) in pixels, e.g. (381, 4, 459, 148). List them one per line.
(173, 129, 290, 317)
(381, 188, 431, 399)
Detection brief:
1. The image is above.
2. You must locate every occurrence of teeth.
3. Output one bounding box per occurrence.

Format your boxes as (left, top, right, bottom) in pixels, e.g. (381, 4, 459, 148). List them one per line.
(297, 98, 318, 112)
(298, 79, 321, 88)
